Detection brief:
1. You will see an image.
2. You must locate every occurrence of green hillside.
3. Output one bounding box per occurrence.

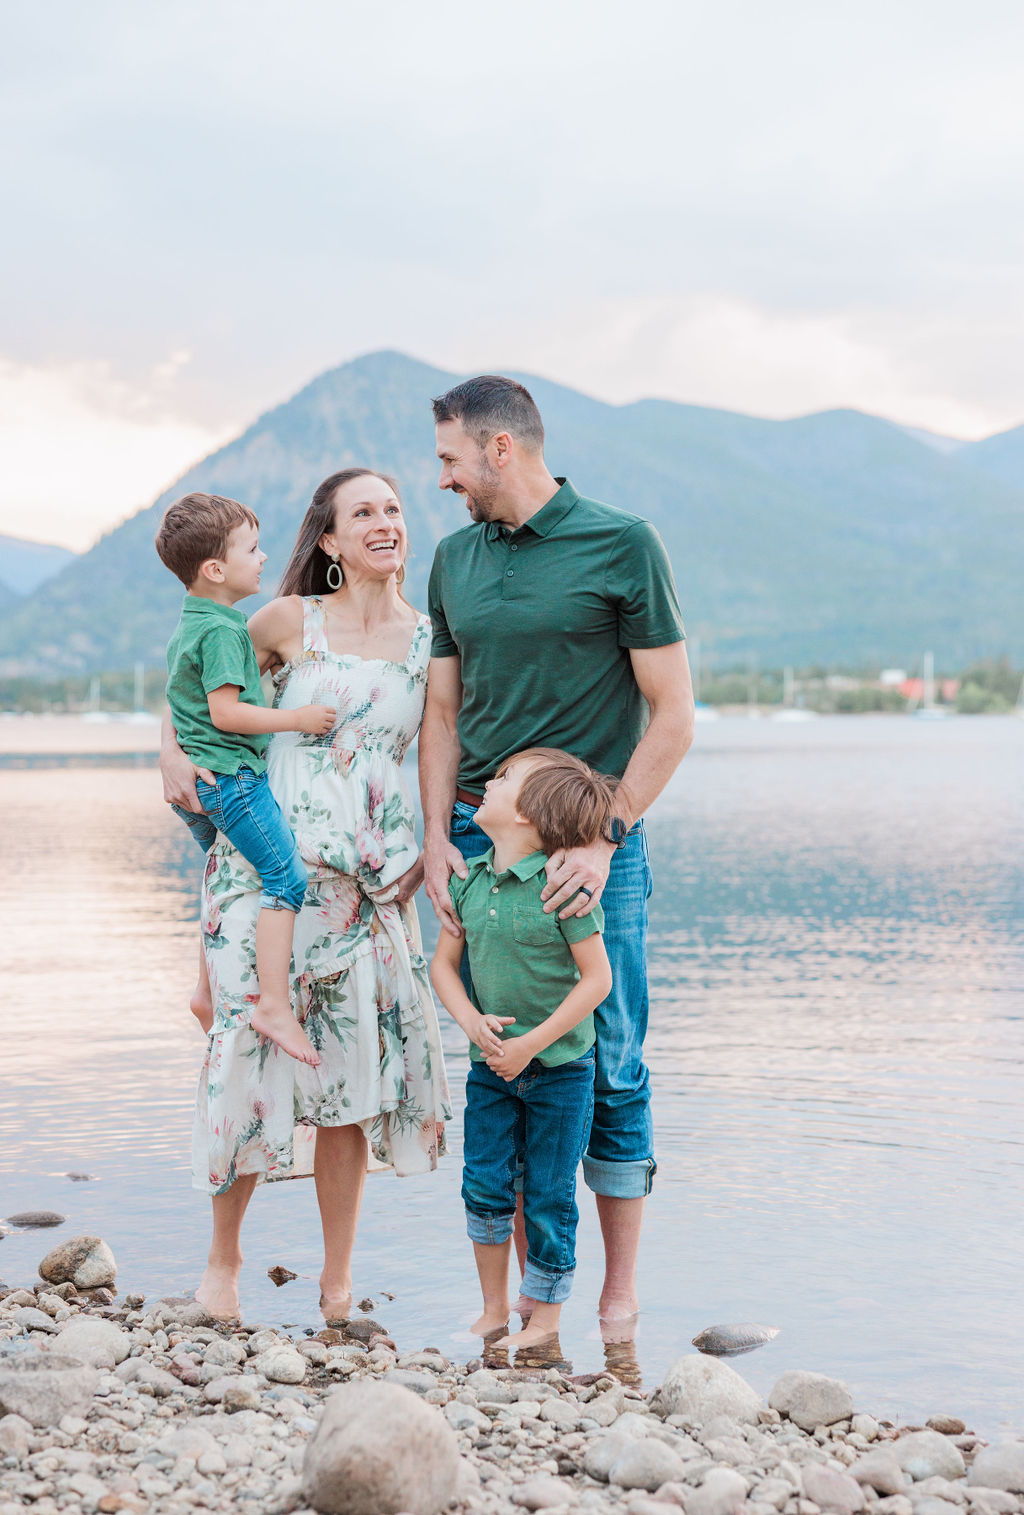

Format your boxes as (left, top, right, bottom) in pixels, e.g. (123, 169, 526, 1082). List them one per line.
(1, 350, 1021, 675)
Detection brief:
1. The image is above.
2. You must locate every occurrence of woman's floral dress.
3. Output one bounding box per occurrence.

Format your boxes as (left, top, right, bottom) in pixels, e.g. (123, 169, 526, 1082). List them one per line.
(192, 597, 451, 1195)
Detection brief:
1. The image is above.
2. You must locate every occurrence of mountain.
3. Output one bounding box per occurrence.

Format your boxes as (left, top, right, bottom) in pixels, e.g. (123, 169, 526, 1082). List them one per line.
(0, 534, 78, 596)
(0, 350, 1021, 676)
(958, 423, 1024, 491)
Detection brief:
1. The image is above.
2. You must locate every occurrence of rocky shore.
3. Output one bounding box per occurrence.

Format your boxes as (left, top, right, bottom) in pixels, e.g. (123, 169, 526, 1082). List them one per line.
(2, 1237, 1023, 1515)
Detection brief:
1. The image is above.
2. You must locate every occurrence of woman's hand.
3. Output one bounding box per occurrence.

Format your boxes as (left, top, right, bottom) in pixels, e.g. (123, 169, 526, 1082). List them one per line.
(392, 855, 425, 905)
(160, 725, 214, 812)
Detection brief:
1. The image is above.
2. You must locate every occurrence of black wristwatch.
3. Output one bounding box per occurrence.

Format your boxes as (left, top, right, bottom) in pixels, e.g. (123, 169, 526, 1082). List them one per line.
(603, 817, 628, 848)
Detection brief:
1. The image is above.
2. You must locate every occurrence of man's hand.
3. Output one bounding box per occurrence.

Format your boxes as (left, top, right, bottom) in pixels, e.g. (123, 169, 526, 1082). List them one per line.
(423, 837, 469, 937)
(294, 704, 336, 735)
(392, 855, 425, 906)
(160, 743, 214, 813)
(471, 1013, 516, 1059)
(485, 1033, 536, 1082)
(541, 838, 615, 919)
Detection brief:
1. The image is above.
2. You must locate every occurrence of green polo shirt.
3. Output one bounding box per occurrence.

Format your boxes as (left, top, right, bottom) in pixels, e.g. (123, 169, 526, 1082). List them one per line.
(449, 847, 604, 1068)
(427, 478, 685, 791)
(165, 596, 268, 777)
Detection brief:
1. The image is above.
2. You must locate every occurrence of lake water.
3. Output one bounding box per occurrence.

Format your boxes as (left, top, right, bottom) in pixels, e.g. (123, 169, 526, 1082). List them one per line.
(1, 717, 1021, 1436)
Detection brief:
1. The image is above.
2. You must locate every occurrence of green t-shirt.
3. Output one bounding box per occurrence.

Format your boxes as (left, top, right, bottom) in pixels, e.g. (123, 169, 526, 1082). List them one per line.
(448, 847, 604, 1068)
(427, 478, 685, 791)
(165, 596, 268, 777)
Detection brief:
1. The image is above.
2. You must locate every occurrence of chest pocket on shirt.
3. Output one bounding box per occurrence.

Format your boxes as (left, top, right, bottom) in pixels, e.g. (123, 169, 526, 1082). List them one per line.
(512, 900, 564, 948)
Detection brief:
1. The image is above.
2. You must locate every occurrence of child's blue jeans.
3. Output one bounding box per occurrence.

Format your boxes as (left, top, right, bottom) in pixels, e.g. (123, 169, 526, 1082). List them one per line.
(462, 1049, 595, 1305)
(172, 767, 308, 914)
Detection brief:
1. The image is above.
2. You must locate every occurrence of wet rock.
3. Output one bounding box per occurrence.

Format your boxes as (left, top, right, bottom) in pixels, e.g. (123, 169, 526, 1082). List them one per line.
(653, 1353, 764, 1425)
(38, 1235, 116, 1290)
(147, 1297, 215, 1328)
(801, 1464, 865, 1513)
(254, 1344, 307, 1384)
(893, 1431, 965, 1483)
(851, 1449, 907, 1496)
(686, 1467, 750, 1515)
(55, 1318, 130, 1369)
(512, 1473, 579, 1507)
(6, 1211, 67, 1229)
(341, 1318, 388, 1342)
(0, 1350, 99, 1427)
(65, 1172, 94, 1182)
(928, 1417, 967, 1437)
(357, 1298, 377, 1312)
(692, 1323, 780, 1357)
(969, 1446, 1024, 1494)
(769, 1370, 854, 1431)
(302, 1379, 460, 1514)
(609, 1439, 688, 1490)
(267, 1265, 297, 1287)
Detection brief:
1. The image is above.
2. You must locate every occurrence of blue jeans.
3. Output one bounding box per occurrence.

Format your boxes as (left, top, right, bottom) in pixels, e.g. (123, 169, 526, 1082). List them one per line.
(450, 800, 656, 1199)
(172, 767, 308, 913)
(462, 1050, 595, 1304)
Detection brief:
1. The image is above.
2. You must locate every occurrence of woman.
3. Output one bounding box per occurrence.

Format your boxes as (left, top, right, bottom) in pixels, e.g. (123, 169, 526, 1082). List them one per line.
(161, 468, 451, 1322)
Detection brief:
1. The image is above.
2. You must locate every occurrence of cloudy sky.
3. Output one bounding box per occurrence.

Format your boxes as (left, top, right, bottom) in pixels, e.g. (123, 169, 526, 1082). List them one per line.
(3, 0, 1023, 548)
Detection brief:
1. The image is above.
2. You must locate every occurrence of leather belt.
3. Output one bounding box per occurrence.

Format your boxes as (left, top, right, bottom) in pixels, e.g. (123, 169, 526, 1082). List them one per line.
(455, 787, 484, 809)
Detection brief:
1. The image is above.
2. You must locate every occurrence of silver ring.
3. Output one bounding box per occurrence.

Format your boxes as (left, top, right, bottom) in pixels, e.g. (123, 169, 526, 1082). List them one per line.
(578, 885, 593, 899)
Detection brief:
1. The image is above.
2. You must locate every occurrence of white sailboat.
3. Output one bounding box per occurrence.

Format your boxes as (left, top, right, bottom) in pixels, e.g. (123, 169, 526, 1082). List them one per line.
(913, 651, 949, 719)
(772, 665, 818, 721)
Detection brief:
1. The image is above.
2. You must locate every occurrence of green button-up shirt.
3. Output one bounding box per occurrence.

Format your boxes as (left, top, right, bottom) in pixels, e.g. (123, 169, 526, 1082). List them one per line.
(449, 847, 604, 1068)
(165, 596, 268, 777)
(428, 478, 685, 791)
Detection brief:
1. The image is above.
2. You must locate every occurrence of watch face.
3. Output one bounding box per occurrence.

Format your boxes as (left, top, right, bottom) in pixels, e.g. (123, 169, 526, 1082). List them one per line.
(610, 817, 626, 845)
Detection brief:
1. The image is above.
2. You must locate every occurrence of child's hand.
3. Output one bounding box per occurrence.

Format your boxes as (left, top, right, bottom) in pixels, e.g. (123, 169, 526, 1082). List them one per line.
(471, 1014, 515, 1058)
(294, 704, 335, 735)
(485, 1036, 536, 1082)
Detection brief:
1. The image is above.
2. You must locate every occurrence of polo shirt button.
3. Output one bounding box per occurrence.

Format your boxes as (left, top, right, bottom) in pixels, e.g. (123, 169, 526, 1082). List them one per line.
(491, 886, 498, 894)
(489, 908, 496, 916)
(510, 544, 518, 551)
(506, 569, 514, 577)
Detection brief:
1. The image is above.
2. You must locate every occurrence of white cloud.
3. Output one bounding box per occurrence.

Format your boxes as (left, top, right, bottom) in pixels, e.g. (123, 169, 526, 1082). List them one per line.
(0, 358, 235, 550)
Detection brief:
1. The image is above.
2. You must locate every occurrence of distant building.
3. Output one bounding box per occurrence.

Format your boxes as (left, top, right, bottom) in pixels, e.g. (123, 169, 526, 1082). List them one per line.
(880, 668, 907, 686)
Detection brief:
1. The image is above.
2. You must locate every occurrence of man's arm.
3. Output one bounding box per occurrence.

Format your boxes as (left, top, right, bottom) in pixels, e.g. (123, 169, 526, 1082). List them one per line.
(419, 655, 469, 936)
(541, 640, 695, 917)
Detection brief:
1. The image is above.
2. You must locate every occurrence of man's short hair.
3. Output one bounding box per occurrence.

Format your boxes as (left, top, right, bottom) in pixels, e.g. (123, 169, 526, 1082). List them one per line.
(497, 746, 617, 854)
(431, 375, 545, 453)
(155, 492, 259, 588)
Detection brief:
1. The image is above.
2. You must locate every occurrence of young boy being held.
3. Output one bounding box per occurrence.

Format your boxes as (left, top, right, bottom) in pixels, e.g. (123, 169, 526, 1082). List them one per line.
(431, 747, 616, 1350)
(156, 491, 335, 1066)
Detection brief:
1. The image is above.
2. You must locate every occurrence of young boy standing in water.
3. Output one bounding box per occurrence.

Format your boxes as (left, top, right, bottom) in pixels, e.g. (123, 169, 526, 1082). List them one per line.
(431, 748, 615, 1348)
(156, 491, 334, 1066)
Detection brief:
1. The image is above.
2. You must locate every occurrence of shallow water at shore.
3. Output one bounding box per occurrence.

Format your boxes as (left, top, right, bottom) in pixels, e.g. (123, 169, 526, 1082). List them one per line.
(1, 717, 1022, 1436)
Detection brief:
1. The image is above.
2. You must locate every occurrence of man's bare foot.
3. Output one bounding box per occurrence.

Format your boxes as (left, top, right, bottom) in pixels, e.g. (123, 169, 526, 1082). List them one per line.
(195, 1264, 241, 1322)
(472, 1307, 509, 1336)
(319, 1292, 352, 1326)
(599, 1309, 639, 1344)
(598, 1290, 639, 1322)
(251, 998, 320, 1065)
(190, 986, 214, 1034)
(510, 1293, 534, 1324)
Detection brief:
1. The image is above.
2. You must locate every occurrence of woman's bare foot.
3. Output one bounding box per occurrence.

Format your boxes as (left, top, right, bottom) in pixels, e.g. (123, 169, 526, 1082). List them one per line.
(511, 1293, 534, 1324)
(195, 1263, 241, 1322)
(190, 985, 214, 1034)
(472, 1306, 509, 1336)
(251, 998, 320, 1065)
(319, 1292, 352, 1326)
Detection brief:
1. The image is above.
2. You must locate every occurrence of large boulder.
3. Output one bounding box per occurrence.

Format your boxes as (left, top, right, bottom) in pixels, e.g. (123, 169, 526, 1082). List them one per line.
(892, 1430, 966, 1482)
(769, 1369, 853, 1430)
(969, 1444, 1024, 1494)
(38, 1236, 116, 1290)
(652, 1353, 764, 1424)
(0, 1351, 99, 1428)
(302, 1380, 461, 1515)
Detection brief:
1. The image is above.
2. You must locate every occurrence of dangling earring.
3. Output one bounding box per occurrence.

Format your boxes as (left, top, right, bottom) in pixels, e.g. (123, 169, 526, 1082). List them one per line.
(396, 564, 405, 585)
(326, 555, 343, 590)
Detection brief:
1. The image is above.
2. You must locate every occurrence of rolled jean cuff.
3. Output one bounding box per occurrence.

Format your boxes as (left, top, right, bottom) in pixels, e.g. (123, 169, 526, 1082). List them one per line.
(258, 892, 302, 914)
(582, 1153, 657, 1199)
(465, 1208, 515, 1246)
(521, 1258, 574, 1305)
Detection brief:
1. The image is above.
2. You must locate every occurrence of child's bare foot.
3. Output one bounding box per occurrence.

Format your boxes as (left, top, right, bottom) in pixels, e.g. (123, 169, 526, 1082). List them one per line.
(251, 998, 320, 1065)
(472, 1306, 510, 1336)
(195, 1264, 241, 1322)
(495, 1299, 561, 1350)
(190, 985, 214, 1034)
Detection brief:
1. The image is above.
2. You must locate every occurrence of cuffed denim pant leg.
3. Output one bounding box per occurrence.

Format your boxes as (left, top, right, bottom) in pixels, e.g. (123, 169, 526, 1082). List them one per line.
(462, 1052, 595, 1305)
(174, 766, 308, 913)
(451, 807, 657, 1201)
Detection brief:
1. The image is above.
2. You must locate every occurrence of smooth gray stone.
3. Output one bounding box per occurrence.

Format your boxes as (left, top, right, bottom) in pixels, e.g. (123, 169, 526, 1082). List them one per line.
(0, 1351, 99, 1428)
(969, 1445, 1024, 1494)
(37, 1235, 116, 1290)
(654, 1353, 764, 1425)
(608, 1439, 688, 1491)
(769, 1369, 853, 1431)
(893, 1431, 966, 1483)
(692, 1322, 781, 1357)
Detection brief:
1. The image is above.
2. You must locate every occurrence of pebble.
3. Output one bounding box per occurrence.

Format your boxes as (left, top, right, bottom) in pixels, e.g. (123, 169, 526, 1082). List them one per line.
(608, 1439, 688, 1490)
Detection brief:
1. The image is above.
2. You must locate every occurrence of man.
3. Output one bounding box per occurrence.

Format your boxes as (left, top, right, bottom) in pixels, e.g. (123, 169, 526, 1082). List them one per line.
(420, 374, 694, 1326)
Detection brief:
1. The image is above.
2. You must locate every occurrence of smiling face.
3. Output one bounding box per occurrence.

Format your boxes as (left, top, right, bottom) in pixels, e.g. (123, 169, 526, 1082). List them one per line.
(474, 754, 544, 840)
(320, 473, 407, 582)
(435, 418, 503, 523)
(215, 520, 267, 602)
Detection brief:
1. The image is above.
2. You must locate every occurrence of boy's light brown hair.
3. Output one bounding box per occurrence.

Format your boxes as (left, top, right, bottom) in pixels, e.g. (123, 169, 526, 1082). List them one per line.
(497, 746, 618, 854)
(155, 492, 259, 588)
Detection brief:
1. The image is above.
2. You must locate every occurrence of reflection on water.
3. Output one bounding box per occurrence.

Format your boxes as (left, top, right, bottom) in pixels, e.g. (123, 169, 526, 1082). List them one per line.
(1, 718, 1021, 1434)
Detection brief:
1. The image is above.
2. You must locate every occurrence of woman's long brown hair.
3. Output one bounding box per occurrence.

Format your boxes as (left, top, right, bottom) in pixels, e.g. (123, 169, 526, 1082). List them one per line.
(277, 468, 401, 598)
